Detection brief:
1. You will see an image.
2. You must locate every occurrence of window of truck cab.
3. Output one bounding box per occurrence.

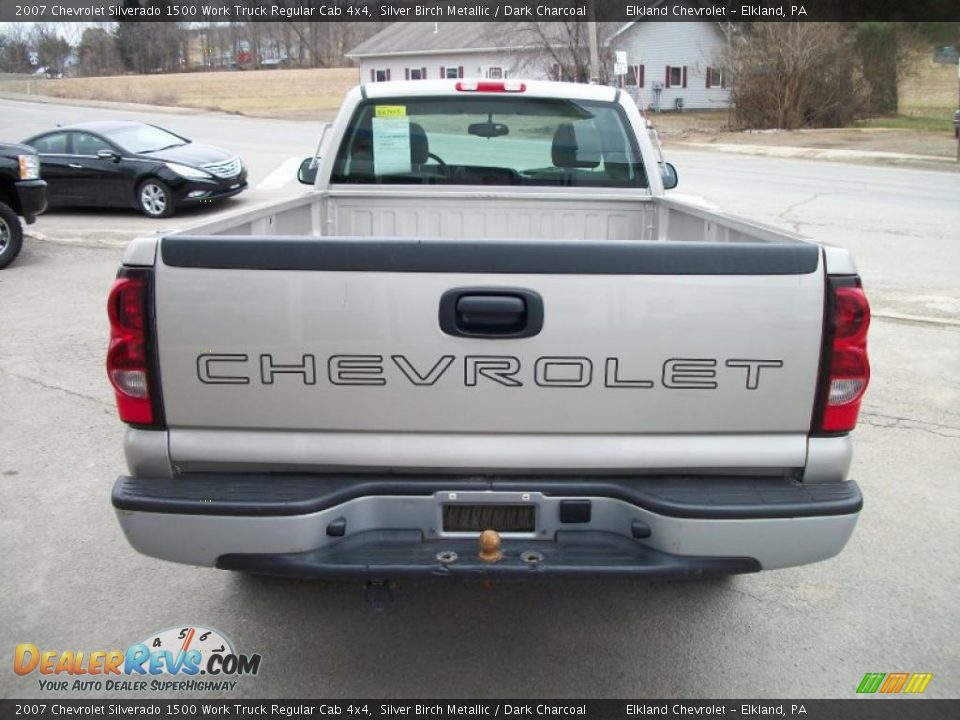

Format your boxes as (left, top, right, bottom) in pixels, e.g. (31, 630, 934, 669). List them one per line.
(331, 95, 648, 189)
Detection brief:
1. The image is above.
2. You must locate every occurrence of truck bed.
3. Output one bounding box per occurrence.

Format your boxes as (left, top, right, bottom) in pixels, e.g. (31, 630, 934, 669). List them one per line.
(135, 189, 829, 478)
(166, 187, 804, 247)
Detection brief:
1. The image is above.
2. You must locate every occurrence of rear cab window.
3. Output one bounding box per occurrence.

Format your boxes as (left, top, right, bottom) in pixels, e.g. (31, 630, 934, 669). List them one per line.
(331, 96, 648, 189)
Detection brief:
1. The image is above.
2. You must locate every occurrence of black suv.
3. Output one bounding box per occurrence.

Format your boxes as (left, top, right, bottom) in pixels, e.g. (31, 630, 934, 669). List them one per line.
(0, 142, 47, 269)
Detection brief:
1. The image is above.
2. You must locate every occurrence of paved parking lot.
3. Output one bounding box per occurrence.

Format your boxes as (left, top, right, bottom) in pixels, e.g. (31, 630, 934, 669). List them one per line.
(1, 99, 958, 699)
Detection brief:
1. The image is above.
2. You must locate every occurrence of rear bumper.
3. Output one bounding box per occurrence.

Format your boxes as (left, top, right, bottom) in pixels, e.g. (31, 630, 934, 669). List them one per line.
(112, 474, 862, 578)
(217, 530, 760, 579)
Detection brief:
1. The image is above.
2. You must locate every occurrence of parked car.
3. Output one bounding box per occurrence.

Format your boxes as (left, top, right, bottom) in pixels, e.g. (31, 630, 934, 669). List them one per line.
(110, 80, 870, 580)
(23, 121, 247, 218)
(0, 142, 47, 269)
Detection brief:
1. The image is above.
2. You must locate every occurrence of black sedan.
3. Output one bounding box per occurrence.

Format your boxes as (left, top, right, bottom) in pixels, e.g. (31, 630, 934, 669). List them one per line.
(23, 121, 247, 218)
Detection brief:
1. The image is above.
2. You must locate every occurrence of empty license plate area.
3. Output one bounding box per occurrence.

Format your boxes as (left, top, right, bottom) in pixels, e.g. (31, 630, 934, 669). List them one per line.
(443, 504, 536, 533)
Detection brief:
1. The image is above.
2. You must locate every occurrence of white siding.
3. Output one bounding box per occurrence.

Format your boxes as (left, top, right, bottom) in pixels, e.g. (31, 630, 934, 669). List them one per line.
(358, 52, 542, 84)
(612, 22, 729, 110)
(354, 22, 729, 111)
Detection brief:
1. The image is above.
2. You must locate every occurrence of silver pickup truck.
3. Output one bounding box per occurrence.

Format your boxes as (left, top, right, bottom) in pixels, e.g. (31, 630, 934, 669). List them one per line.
(109, 80, 871, 580)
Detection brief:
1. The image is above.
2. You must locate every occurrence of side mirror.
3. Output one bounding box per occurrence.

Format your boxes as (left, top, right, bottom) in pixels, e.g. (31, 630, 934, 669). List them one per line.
(661, 162, 678, 190)
(298, 157, 318, 185)
(97, 149, 121, 162)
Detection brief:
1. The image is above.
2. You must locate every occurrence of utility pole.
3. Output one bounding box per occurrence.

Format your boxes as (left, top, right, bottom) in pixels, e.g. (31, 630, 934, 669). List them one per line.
(587, 0, 600, 84)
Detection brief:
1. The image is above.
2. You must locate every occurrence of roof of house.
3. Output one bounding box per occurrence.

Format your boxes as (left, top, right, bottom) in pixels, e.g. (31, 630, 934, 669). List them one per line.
(347, 6, 717, 60)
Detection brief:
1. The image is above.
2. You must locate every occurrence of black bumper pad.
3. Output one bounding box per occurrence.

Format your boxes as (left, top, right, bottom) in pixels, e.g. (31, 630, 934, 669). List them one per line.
(216, 530, 760, 580)
(15, 179, 47, 220)
(113, 473, 862, 520)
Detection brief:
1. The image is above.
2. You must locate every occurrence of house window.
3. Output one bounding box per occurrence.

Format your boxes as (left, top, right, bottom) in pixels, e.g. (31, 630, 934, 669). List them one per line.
(372, 68, 390, 82)
(707, 67, 724, 89)
(407, 67, 426, 80)
(625, 65, 644, 87)
(486, 67, 503, 79)
(668, 66, 682, 87)
(441, 66, 462, 79)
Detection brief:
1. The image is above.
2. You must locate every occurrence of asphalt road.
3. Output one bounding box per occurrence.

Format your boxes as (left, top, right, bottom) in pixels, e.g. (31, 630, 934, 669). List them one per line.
(1, 99, 958, 700)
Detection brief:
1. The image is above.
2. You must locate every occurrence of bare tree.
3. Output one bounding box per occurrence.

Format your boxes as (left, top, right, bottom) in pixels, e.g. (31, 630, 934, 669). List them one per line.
(0, 24, 34, 74)
(723, 23, 866, 129)
(494, 22, 618, 84)
(114, 19, 187, 74)
(32, 25, 72, 77)
(77, 27, 123, 77)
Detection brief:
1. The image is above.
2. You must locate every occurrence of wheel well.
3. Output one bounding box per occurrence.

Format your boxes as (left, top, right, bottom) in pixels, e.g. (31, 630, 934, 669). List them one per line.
(0, 184, 21, 215)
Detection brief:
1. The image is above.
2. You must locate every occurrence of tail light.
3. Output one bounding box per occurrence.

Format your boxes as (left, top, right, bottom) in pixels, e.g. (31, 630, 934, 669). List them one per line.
(456, 81, 526, 93)
(815, 277, 871, 433)
(106, 268, 162, 427)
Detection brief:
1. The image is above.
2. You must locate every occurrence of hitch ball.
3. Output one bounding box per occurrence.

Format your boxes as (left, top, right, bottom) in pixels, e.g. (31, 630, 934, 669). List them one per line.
(478, 529, 502, 563)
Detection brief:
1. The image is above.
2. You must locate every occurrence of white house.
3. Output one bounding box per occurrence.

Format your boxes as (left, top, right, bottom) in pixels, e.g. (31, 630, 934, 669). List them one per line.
(611, 21, 729, 112)
(345, 22, 518, 84)
(345, 15, 729, 111)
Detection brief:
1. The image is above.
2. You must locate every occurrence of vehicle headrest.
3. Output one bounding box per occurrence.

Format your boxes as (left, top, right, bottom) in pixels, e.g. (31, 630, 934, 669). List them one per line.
(410, 122, 429, 164)
(551, 123, 601, 169)
(350, 128, 372, 158)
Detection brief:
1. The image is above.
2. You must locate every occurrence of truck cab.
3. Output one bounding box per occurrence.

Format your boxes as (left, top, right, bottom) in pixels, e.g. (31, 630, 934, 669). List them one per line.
(0, 142, 47, 269)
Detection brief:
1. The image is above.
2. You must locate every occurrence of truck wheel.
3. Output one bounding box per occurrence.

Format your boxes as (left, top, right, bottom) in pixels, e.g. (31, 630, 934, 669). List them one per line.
(0, 202, 24, 270)
(137, 179, 175, 218)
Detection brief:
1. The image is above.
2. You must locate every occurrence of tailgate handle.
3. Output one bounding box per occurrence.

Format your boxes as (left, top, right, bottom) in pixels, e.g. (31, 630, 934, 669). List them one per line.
(439, 288, 543, 339)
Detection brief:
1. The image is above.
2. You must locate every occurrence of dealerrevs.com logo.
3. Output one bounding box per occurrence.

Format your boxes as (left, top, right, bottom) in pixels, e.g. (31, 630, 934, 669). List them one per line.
(14, 625, 262, 692)
(856, 672, 934, 695)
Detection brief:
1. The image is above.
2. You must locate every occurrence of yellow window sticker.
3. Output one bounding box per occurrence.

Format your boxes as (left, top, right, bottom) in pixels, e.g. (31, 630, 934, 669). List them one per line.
(375, 105, 407, 118)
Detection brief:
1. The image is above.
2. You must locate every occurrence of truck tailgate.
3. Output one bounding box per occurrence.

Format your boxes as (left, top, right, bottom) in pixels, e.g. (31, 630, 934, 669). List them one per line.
(153, 236, 823, 447)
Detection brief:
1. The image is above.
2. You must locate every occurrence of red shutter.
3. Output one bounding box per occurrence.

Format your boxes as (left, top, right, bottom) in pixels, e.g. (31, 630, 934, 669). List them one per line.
(404, 68, 409, 80)
(458, 66, 464, 78)
(386, 69, 391, 81)
(441, 66, 445, 79)
(369, 69, 374, 82)
(639, 64, 645, 88)
(665, 66, 670, 88)
(422, 67, 427, 79)
(682, 66, 687, 88)
(706, 67, 712, 89)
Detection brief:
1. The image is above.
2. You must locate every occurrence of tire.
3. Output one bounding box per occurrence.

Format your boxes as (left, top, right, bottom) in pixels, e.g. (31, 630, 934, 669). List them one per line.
(0, 202, 24, 270)
(137, 179, 175, 218)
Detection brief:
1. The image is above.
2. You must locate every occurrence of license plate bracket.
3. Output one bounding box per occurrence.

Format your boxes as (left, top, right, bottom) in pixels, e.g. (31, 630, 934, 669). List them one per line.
(442, 504, 535, 532)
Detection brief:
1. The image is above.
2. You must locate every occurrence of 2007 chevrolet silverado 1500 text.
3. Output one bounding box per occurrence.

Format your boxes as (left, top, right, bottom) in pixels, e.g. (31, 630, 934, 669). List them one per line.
(109, 80, 870, 579)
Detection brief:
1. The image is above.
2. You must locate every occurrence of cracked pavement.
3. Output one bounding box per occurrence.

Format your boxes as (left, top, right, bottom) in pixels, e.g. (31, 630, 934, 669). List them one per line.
(1, 107, 958, 699)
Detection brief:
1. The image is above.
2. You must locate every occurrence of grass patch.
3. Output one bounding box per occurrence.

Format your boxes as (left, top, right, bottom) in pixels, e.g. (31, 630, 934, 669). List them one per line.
(875, 53, 959, 133)
(0, 68, 360, 119)
(855, 111, 954, 133)
(647, 109, 730, 136)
